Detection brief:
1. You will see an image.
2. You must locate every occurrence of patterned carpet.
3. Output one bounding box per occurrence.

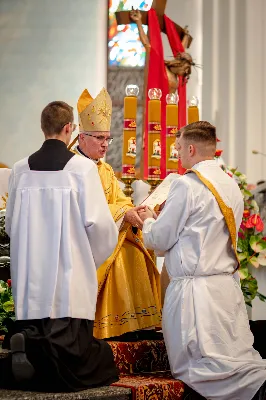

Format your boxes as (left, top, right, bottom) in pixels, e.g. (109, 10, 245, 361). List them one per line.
(112, 372, 185, 400)
(108, 340, 170, 374)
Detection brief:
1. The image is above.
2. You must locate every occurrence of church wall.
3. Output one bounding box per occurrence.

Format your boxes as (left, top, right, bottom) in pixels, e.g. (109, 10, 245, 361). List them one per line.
(202, 0, 266, 184)
(245, 0, 266, 184)
(164, 0, 265, 184)
(0, 0, 107, 167)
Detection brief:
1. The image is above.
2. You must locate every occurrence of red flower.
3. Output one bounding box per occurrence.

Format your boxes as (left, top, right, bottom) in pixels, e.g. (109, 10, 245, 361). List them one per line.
(216, 137, 221, 142)
(243, 210, 250, 218)
(227, 172, 233, 177)
(215, 149, 223, 157)
(240, 222, 247, 230)
(262, 237, 266, 241)
(7, 279, 11, 287)
(245, 214, 264, 232)
(238, 232, 245, 239)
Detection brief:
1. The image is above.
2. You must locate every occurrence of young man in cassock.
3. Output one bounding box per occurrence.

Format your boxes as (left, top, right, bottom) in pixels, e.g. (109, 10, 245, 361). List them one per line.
(139, 121, 266, 400)
(2, 101, 119, 391)
(69, 88, 162, 341)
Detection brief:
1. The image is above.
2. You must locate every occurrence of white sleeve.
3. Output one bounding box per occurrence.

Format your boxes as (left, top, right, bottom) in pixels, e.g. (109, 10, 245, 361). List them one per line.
(116, 215, 125, 231)
(5, 169, 15, 237)
(142, 179, 193, 253)
(80, 164, 118, 268)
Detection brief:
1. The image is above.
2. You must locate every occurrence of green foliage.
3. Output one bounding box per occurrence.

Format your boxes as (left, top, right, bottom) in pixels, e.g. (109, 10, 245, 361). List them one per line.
(225, 166, 266, 305)
(0, 280, 14, 333)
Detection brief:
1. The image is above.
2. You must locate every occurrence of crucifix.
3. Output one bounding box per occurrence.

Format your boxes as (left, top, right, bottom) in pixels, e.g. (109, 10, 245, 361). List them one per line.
(115, 0, 193, 93)
(115, 0, 194, 179)
(115, 0, 192, 43)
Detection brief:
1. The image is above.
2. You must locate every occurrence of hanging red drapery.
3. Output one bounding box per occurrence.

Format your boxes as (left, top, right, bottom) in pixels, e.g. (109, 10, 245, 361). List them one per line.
(144, 9, 187, 179)
(144, 8, 168, 180)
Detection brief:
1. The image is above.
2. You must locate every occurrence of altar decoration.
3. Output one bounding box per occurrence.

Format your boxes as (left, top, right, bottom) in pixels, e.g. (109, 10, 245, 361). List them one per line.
(166, 93, 179, 175)
(146, 88, 163, 191)
(121, 84, 139, 197)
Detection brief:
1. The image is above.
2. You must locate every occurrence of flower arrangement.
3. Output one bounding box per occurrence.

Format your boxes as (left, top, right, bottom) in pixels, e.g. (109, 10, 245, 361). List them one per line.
(222, 166, 266, 306)
(0, 279, 15, 334)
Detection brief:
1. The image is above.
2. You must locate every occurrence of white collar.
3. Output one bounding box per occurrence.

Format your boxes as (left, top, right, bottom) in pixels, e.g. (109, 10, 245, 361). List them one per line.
(192, 159, 218, 170)
(74, 146, 100, 164)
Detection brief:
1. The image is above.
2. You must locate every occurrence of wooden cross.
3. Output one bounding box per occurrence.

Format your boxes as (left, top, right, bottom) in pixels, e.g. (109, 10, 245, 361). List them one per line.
(115, 0, 193, 47)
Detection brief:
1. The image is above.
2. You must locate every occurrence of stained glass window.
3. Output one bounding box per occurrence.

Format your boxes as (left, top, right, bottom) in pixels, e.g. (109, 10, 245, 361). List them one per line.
(108, 0, 153, 67)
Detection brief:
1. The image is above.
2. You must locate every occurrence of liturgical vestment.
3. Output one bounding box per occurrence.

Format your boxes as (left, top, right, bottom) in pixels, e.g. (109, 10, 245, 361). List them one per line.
(143, 160, 266, 400)
(3, 140, 119, 391)
(73, 147, 161, 339)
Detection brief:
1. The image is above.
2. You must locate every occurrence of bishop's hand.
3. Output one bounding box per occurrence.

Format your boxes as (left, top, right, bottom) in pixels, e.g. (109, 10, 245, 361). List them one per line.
(124, 205, 146, 229)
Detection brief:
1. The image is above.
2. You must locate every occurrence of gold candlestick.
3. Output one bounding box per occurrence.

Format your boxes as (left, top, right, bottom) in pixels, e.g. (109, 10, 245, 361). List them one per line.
(121, 176, 136, 198)
(147, 178, 162, 195)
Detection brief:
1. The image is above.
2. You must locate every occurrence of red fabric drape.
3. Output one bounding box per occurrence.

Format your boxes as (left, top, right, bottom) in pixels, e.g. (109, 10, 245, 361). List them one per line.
(144, 8, 168, 179)
(144, 10, 187, 178)
(164, 15, 187, 174)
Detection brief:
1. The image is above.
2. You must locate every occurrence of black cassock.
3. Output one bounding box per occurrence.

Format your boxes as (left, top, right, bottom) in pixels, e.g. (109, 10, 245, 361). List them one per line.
(0, 140, 118, 392)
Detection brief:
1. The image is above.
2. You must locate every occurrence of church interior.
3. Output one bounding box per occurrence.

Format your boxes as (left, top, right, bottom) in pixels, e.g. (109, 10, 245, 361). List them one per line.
(0, 0, 266, 399)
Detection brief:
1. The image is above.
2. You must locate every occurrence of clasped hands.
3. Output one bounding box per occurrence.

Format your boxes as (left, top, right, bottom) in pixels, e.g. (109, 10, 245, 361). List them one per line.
(124, 205, 157, 230)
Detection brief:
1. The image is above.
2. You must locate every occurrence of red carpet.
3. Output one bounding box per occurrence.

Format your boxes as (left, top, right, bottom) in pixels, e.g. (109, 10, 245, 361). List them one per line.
(112, 372, 185, 400)
(108, 340, 170, 374)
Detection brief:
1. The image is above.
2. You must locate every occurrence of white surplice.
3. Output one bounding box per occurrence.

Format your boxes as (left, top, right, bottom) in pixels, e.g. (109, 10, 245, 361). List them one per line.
(143, 160, 266, 400)
(5, 155, 118, 321)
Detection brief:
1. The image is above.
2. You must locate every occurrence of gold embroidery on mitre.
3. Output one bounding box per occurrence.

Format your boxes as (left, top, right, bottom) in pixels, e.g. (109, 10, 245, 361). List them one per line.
(186, 169, 240, 271)
(77, 88, 112, 132)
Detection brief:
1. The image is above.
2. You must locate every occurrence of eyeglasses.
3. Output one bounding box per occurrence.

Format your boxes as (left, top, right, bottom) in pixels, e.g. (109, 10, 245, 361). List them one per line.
(61, 122, 77, 132)
(83, 134, 114, 145)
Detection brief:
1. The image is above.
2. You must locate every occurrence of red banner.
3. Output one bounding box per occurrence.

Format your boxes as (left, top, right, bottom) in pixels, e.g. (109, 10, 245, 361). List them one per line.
(124, 119, 136, 130)
(148, 166, 161, 179)
(144, 9, 187, 179)
(122, 165, 136, 177)
(166, 126, 178, 136)
(148, 122, 162, 133)
(144, 9, 168, 180)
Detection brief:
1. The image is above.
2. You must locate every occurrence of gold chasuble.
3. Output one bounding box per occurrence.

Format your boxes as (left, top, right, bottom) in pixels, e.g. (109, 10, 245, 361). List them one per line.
(93, 160, 161, 339)
(71, 87, 161, 339)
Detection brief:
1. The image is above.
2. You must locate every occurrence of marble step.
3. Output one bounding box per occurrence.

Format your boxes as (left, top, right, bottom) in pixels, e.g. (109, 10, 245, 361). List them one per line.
(0, 387, 131, 400)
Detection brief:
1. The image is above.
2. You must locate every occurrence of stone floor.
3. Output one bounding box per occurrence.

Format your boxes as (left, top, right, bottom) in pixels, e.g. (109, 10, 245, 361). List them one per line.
(0, 387, 131, 400)
(0, 350, 131, 399)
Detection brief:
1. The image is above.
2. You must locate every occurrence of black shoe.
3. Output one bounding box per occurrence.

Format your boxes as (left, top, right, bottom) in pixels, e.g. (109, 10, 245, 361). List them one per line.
(10, 333, 35, 382)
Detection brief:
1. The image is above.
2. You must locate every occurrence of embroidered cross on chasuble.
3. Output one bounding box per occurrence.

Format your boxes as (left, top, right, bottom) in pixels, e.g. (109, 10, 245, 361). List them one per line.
(115, 0, 193, 178)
